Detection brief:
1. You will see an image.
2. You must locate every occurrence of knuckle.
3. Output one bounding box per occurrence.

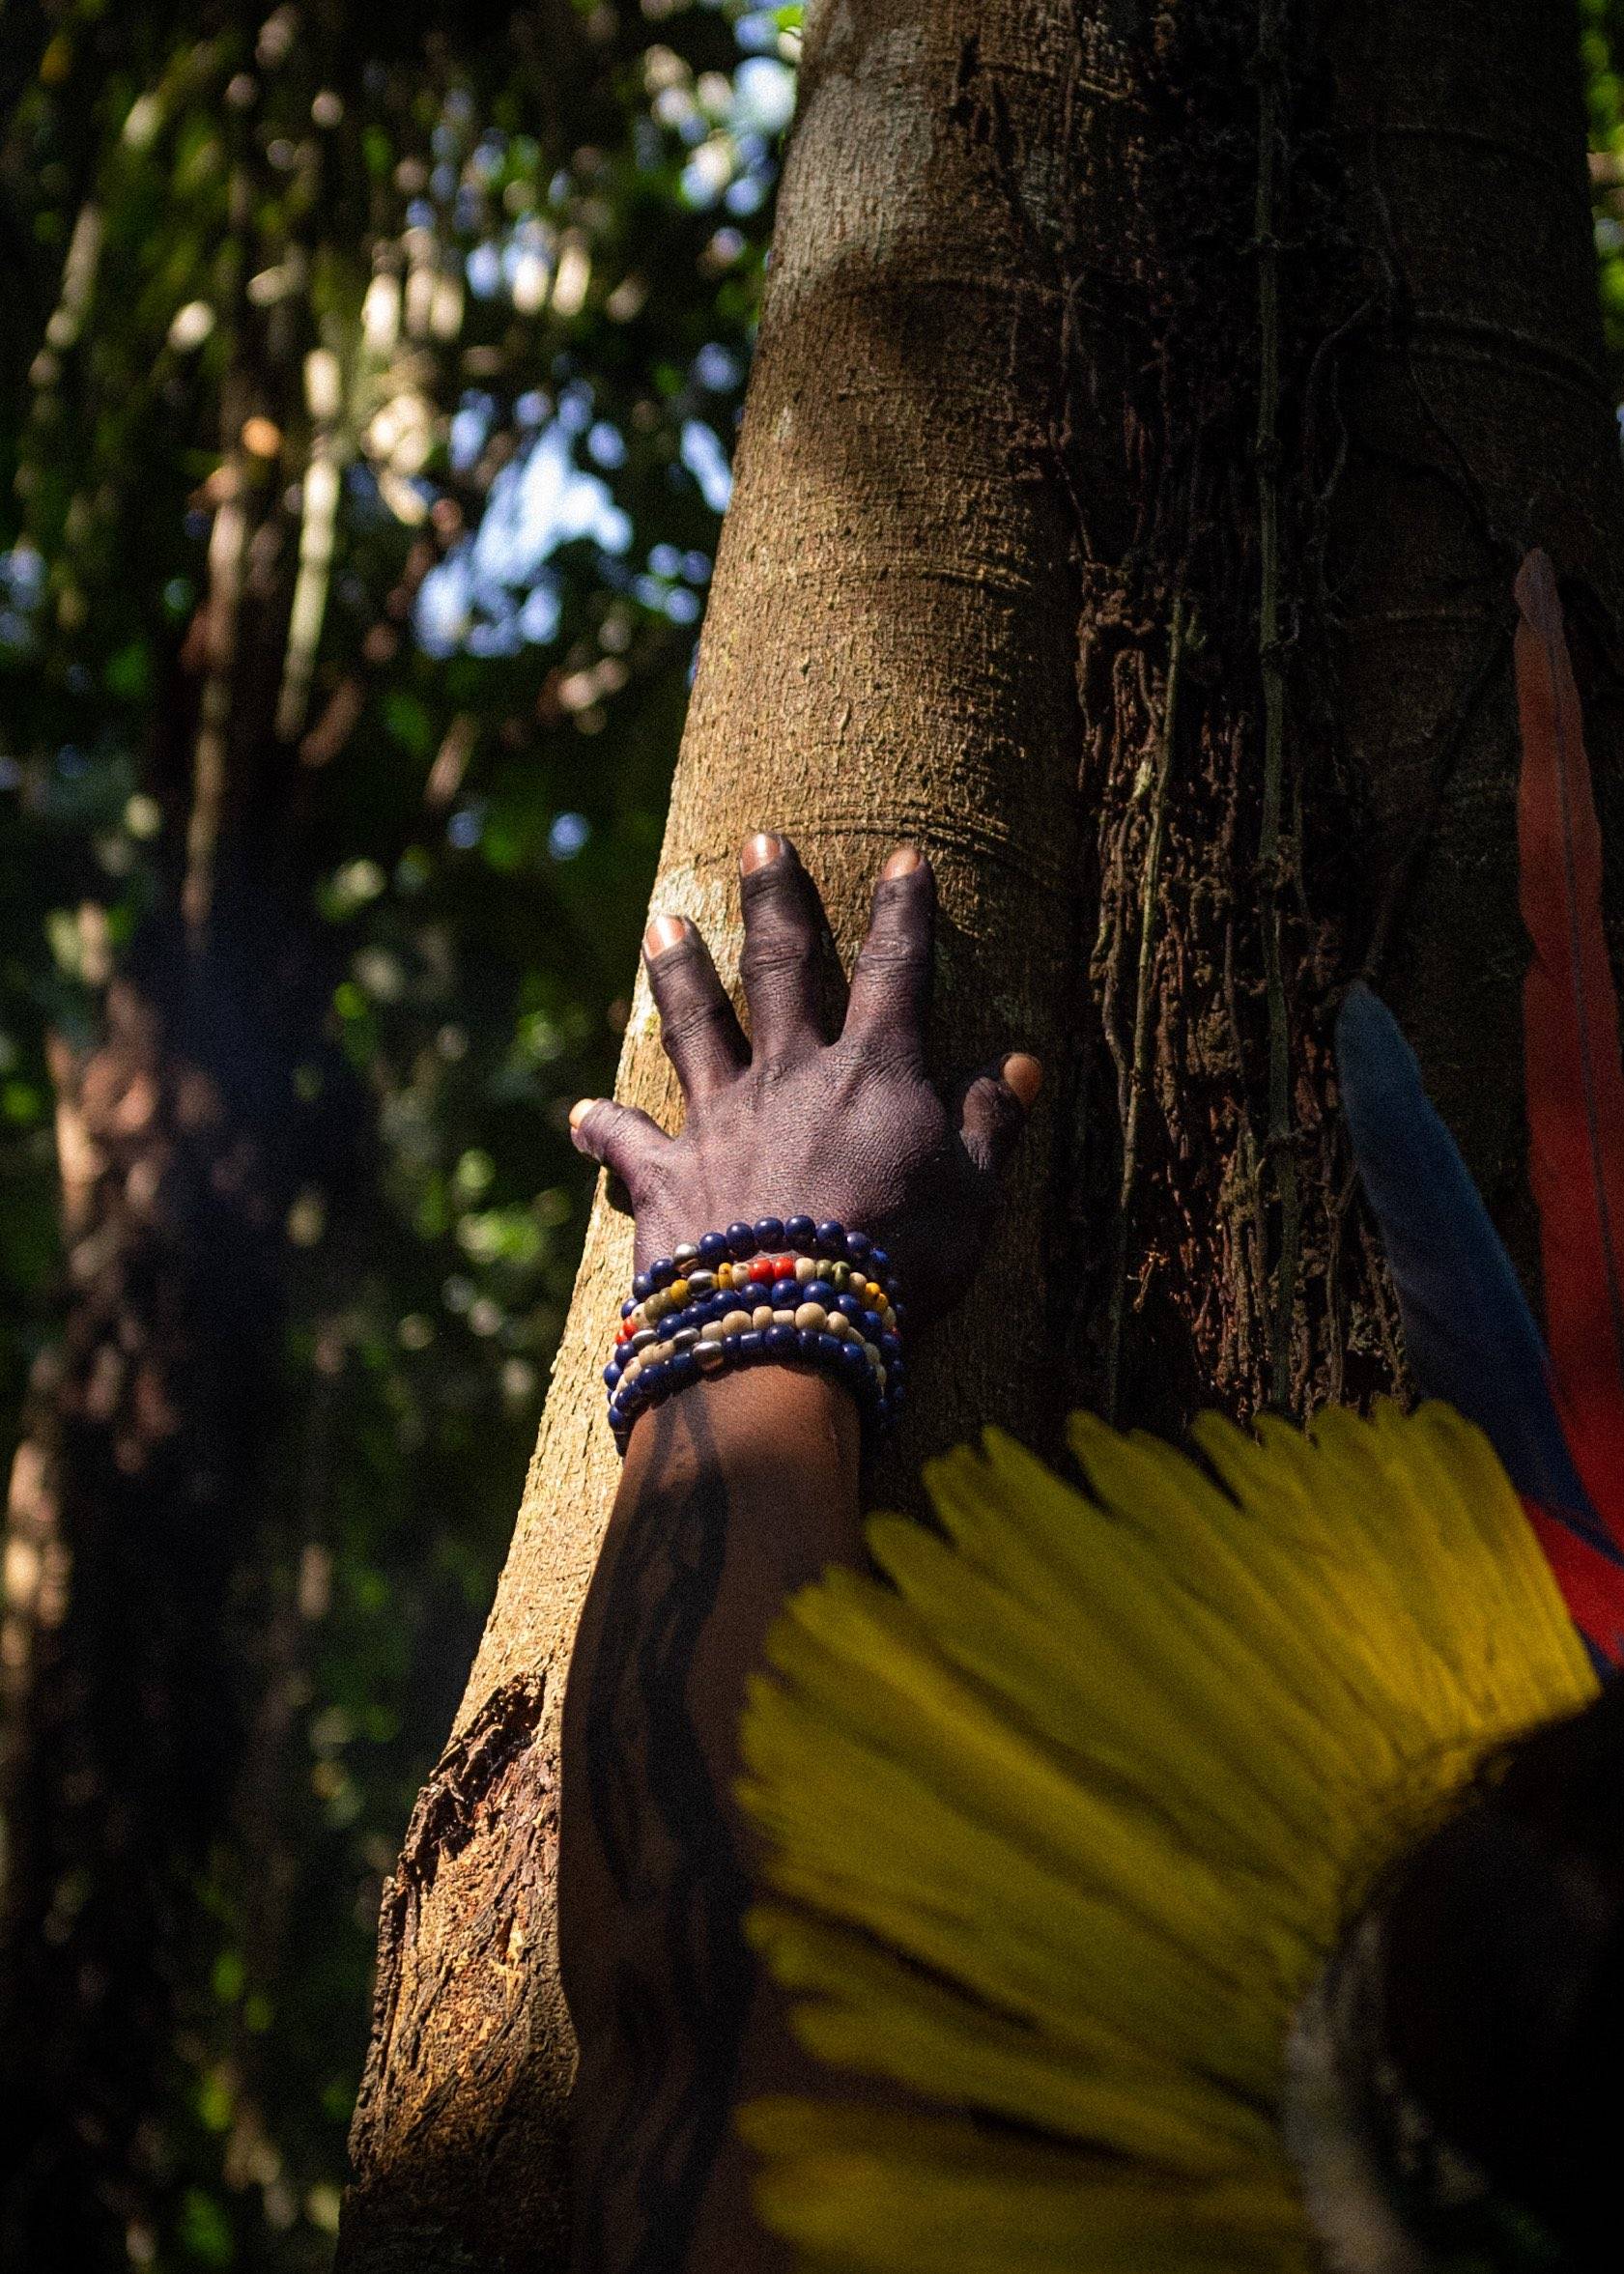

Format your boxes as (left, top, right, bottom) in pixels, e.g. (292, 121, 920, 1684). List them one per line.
(740, 934, 812, 986)
(659, 994, 732, 1049)
(856, 938, 926, 985)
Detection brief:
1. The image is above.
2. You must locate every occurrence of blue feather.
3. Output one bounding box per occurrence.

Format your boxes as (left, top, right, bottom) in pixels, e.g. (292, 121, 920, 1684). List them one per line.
(1335, 981, 1607, 1542)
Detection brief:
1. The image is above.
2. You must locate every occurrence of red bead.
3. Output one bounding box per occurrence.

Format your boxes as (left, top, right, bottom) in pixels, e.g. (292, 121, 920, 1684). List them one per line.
(749, 1256, 775, 1283)
(775, 1253, 796, 1279)
(615, 1322, 632, 1345)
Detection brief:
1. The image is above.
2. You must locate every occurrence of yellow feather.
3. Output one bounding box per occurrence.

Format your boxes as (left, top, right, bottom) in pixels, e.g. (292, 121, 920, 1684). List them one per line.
(738, 1404, 1599, 2274)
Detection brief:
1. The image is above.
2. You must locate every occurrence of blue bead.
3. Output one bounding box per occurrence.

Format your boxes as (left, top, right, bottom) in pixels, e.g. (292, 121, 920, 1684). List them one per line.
(698, 1229, 730, 1264)
(845, 1229, 871, 1260)
(639, 1361, 667, 1397)
(805, 1278, 836, 1308)
(839, 1340, 869, 1378)
(650, 1257, 676, 1290)
(862, 1310, 884, 1340)
(754, 1215, 784, 1248)
(770, 1278, 799, 1310)
(816, 1331, 844, 1359)
(797, 1327, 821, 1355)
(869, 1246, 891, 1273)
(891, 1299, 906, 1328)
(727, 1221, 756, 1258)
(632, 1272, 653, 1302)
(785, 1214, 816, 1250)
(815, 1218, 844, 1250)
(765, 1323, 798, 1356)
(836, 1293, 864, 1323)
(712, 1293, 734, 1323)
(620, 1297, 636, 1321)
(879, 1331, 902, 1363)
(603, 1362, 621, 1388)
(722, 1334, 743, 1358)
(740, 1330, 764, 1359)
(887, 1357, 906, 1387)
(670, 1350, 699, 1388)
(890, 1384, 906, 1413)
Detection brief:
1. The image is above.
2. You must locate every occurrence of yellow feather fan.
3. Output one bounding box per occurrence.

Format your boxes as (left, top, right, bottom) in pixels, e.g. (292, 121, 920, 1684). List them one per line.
(735, 1402, 1598, 2274)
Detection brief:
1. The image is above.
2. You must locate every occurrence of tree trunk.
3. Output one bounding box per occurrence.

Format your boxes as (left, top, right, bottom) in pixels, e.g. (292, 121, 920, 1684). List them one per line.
(341, 2, 1624, 2268)
(0, 522, 356, 2265)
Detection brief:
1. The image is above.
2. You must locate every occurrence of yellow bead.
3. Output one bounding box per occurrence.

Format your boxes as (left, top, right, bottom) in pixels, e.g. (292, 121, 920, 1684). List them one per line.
(669, 1278, 690, 1307)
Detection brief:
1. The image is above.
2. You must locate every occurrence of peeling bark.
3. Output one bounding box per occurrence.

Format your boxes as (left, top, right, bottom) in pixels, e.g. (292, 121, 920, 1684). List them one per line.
(343, 3, 1624, 2267)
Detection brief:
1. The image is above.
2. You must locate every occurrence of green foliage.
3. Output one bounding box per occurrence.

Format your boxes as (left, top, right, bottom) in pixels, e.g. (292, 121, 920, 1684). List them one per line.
(0, 2, 793, 2264)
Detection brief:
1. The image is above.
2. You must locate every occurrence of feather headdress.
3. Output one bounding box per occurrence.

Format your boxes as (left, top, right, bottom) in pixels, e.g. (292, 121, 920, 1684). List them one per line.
(1337, 552, 1624, 1664)
(737, 1406, 1596, 2272)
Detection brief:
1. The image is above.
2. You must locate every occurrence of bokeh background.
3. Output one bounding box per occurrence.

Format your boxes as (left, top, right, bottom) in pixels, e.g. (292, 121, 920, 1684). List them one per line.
(0, 5, 790, 2265)
(3, 1, 1624, 2268)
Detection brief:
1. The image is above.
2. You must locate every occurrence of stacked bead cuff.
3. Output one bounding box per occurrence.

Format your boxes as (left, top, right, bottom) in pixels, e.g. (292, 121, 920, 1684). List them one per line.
(603, 1216, 905, 1453)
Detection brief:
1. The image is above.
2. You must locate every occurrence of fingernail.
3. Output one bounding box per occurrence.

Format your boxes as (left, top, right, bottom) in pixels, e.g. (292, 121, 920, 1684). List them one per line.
(1002, 1053, 1043, 1109)
(882, 844, 922, 880)
(643, 913, 689, 958)
(741, 831, 784, 874)
(568, 1097, 597, 1131)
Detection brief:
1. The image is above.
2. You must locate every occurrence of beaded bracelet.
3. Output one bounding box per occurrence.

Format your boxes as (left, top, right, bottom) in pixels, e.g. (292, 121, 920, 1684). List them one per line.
(602, 1215, 905, 1453)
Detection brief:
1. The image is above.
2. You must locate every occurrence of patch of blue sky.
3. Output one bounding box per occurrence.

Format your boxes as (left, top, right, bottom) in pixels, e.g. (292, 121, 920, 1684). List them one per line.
(549, 810, 590, 860)
(415, 422, 629, 659)
(586, 421, 627, 470)
(449, 393, 496, 471)
(731, 57, 796, 135)
(466, 242, 502, 298)
(680, 420, 733, 512)
(693, 342, 740, 392)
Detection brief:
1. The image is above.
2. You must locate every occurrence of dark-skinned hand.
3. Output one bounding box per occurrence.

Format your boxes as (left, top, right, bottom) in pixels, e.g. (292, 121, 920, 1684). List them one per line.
(569, 831, 1041, 1326)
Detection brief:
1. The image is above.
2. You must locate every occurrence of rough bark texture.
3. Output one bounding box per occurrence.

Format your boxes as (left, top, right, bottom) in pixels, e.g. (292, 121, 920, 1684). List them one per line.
(342, 2, 1624, 2268)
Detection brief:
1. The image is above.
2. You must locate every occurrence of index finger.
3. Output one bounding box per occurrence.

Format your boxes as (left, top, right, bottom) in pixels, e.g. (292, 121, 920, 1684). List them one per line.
(841, 845, 935, 1050)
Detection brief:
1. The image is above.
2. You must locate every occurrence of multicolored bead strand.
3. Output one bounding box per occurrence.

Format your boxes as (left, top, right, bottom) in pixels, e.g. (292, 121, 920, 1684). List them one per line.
(602, 1216, 904, 1452)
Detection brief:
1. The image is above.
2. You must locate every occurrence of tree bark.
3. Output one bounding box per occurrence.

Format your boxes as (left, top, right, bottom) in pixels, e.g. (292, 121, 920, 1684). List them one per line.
(341, 2, 1624, 2268)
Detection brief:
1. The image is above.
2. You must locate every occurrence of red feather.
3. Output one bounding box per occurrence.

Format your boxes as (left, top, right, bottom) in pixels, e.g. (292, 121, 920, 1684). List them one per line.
(1516, 549, 1624, 1541)
(1524, 1499, 1624, 1667)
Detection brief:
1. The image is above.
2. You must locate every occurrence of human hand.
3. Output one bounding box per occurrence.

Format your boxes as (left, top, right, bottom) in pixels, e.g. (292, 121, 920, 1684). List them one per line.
(569, 831, 1040, 1325)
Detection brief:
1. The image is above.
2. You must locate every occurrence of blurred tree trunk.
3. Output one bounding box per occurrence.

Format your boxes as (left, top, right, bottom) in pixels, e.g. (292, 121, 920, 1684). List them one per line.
(0, 438, 353, 2262)
(342, 1, 1624, 2268)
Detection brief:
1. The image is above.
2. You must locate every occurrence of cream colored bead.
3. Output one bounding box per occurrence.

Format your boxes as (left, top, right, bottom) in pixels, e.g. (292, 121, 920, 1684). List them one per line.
(772, 1308, 798, 1326)
(752, 1305, 774, 1331)
(794, 1255, 817, 1285)
(723, 1310, 753, 1336)
(794, 1302, 828, 1332)
(699, 1320, 727, 1343)
(826, 1311, 850, 1340)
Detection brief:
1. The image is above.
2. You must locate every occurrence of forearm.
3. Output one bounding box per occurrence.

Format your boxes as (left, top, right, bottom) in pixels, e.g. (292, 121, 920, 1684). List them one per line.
(559, 1365, 862, 2274)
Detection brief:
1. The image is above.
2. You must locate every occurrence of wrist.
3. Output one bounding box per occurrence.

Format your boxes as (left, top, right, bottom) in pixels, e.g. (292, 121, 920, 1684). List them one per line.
(619, 1360, 862, 1476)
(604, 1215, 905, 1454)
